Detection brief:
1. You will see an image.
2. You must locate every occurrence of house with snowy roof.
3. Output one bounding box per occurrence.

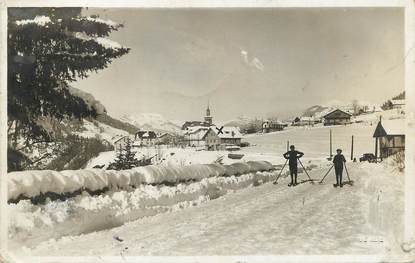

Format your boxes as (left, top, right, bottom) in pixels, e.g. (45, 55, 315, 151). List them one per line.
(292, 116, 318, 126)
(322, 109, 352, 126)
(373, 119, 405, 159)
(134, 130, 158, 146)
(262, 120, 287, 133)
(183, 126, 210, 147)
(202, 126, 243, 150)
(391, 99, 405, 109)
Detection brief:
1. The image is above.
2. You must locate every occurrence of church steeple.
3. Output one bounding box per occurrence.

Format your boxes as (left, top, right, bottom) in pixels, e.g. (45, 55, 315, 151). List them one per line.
(206, 101, 211, 117)
(204, 100, 213, 125)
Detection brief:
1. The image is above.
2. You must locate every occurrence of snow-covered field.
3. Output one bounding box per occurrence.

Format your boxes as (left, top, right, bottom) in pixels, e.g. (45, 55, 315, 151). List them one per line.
(8, 111, 408, 260)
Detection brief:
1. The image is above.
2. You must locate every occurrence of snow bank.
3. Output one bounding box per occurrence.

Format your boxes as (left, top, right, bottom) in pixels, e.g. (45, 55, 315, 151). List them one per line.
(15, 16, 52, 26)
(9, 171, 277, 248)
(8, 161, 273, 201)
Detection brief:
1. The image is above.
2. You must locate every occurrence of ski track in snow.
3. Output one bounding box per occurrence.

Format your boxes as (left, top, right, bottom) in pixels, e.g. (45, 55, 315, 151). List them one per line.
(21, 163, 403, 257)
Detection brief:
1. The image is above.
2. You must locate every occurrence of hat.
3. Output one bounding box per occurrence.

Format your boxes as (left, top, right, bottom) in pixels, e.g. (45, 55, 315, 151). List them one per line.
(336, 149, 342, 152)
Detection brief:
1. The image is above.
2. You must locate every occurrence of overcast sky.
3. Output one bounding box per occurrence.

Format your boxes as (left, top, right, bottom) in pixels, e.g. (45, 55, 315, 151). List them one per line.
(74, 8, 404, 121)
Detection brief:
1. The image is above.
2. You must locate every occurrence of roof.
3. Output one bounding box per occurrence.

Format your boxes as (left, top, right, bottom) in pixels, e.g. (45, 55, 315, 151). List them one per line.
(215, 126, 243, 139)
(135, 130, 157, 139)
(185, 126, 210, 135)
(299, 116, 315, 121)
(373, 119, 405, 137)
(323, 109, 352, 119)
(112, 135, 128, 144)
(263, 120, 284, 125)
(158, 132, 172, 138)
(391, 99, 405, 105)
(202, 126, 243, 140)
(182, 121, 209, 130)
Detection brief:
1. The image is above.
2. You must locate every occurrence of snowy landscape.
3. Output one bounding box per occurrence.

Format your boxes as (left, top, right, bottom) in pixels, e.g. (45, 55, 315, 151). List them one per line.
(5, 6, 411, 262)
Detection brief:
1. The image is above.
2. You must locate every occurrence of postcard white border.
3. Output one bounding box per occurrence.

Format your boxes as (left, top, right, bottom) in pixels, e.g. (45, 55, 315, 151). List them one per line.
(1, 1, 414, 263)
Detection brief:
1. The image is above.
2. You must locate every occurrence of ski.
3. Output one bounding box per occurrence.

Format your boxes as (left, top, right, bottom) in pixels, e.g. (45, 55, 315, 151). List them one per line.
(300, 179, 318, 184)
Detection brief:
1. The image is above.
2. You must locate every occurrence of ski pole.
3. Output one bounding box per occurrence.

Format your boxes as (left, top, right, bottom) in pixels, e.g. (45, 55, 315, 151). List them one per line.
(344, 163, 353, 184)
(298, 158, 314, 182)
(319, 164, 334, 184)
(274, 159, 288, 184)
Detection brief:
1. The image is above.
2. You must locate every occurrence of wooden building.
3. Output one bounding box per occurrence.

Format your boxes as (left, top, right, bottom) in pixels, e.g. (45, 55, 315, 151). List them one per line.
(217, 126, 242, 146)
(292, 116, 318, 126)
(183, 126, 210, 147)
(134, 130, 158, 146)
(323, 109, 352, 126)
(203, 128, 221, 150)
(202, 126, 243, 150)
(373, 119, 405, 159)
(391, 99, 405, 109)
(262, 120, 287, 133)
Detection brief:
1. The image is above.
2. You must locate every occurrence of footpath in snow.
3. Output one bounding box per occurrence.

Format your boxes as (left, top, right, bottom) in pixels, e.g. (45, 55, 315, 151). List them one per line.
(12, 162, 407, 259)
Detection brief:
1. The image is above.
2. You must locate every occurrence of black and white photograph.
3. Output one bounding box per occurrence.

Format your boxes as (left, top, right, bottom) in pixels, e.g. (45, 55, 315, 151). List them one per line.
(1, 1, 415, 262)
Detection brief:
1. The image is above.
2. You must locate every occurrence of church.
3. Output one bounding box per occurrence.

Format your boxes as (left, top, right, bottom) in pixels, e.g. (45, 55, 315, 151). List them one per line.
(182, 104, 243, 149)
(181, 103, 214, 130)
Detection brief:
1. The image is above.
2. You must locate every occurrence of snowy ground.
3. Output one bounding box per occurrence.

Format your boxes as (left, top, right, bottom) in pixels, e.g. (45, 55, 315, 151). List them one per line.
(11, 161, 406, 259)
(8, 111, 408, 260)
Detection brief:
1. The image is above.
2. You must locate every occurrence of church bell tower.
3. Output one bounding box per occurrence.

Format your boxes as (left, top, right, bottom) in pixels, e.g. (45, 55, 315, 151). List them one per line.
(204, 101, 213, 126)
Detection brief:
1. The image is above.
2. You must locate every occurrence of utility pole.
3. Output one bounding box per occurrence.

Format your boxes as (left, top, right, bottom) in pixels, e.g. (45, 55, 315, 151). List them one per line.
(351, 135, 354, 161)
(329, 129, 333, 159)
(287, 140, 289, 152)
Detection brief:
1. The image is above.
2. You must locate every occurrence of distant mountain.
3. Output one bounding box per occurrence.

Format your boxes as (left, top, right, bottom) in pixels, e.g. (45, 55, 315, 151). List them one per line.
(120, 113, 182, 133)
(223, 116, 258, 127)
(302, 105, 330, 117)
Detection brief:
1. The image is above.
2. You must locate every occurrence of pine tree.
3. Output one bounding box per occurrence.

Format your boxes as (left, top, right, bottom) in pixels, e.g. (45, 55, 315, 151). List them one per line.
(7, 8, 130, 152)
(108, 138, 141, 170)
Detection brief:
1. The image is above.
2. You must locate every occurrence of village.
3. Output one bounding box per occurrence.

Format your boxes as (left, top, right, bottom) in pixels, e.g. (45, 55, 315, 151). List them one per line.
(108, 96, 405, 167)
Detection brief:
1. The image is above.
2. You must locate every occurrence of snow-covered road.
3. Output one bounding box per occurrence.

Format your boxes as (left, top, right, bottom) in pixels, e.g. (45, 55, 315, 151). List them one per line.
(19, 162, 404, 257)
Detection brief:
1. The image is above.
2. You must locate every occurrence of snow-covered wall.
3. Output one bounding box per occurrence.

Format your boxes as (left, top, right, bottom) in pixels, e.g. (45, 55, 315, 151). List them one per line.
(8, 161, 273, 201)
(9, 171, 277, 248)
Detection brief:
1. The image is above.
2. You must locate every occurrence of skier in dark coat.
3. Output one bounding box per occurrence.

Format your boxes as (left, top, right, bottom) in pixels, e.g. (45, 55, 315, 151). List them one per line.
(333, 148, 346, 187)
(283, 145, 304, 186)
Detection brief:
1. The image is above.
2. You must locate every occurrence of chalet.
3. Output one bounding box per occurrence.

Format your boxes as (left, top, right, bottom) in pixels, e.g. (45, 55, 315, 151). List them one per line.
(202, 128, 221, 150)
(157, 132, 175, 145)
(183, 126, 210, 147)
(262, 120, 287, 133)
(373, 119, 405, 159)
(134, 130, 158, 146)
(322, 109, 352, 126)
(292, 116, 317, 126)
(391, 99, 405, 109)
(217, 126, 243, 146)
(201, 126, 243, 150)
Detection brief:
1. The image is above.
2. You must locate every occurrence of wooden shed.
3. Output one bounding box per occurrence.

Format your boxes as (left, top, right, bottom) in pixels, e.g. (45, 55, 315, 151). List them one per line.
(373, 119, 405, 159)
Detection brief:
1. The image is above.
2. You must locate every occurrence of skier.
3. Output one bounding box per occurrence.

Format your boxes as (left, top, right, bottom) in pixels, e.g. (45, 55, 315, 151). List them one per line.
(333, 148, 346, 187)
(283, 145, 304, 186)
